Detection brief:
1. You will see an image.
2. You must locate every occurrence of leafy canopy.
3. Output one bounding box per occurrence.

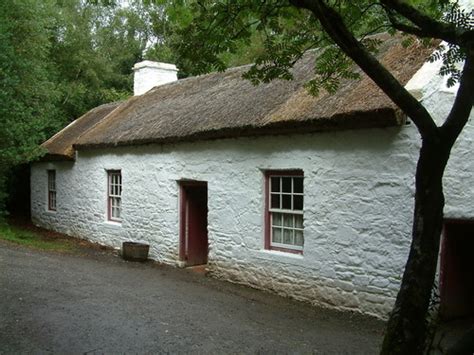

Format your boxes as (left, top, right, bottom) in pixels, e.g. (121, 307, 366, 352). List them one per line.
(166, 0, 471, 94)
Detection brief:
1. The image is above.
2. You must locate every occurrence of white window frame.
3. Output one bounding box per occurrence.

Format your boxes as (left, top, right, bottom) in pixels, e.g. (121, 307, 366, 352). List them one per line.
(47, 170, 56, 211)
(266, 172, 304, 253)
(107, 170, 122, 222)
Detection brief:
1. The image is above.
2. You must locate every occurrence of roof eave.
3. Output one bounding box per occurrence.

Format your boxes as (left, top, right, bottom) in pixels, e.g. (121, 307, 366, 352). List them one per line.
(36, 152, 75, 162)
(74, 109, 406, 151)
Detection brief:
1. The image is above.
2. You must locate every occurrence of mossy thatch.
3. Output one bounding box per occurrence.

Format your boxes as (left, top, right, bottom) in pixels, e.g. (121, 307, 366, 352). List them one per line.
(41, 102, 121, 160)
(43, 34, 435, 160)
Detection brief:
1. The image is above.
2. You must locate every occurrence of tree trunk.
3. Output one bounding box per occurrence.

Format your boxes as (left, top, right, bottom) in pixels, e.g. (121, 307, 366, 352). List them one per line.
(381, 139, 451, 354)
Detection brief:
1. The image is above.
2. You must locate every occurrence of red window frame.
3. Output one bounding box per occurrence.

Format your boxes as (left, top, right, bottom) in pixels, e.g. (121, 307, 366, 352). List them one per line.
(47, 170, 56, 211)
(107, 170, 122, 222)
(264, 170, 304, 254)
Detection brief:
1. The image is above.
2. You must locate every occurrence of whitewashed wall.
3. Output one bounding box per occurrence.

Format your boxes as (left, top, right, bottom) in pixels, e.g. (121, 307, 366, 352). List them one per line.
(406, 55, 474, 219)
(31, 66, 474, 319)
(30, 125, 415, 317)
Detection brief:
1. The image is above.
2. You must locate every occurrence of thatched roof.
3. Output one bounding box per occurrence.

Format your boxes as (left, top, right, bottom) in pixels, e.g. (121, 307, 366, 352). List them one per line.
(41, 102, 121, 160)
(43, 34, 435, 160)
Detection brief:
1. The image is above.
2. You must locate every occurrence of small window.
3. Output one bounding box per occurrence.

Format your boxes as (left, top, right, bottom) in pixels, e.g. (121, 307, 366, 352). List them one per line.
(265, 171, 304, 253)
(47, 170, 56, 211)
(107, 170, 122, 222)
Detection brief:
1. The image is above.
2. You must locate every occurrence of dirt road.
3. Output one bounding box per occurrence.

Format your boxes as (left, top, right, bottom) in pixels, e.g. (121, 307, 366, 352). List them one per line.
(0, 241, 384, 353)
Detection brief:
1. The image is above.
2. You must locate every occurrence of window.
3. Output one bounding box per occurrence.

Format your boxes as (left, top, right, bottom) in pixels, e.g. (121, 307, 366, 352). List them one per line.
(47, 170, 56, 211)
(265, 171, 304, 253)
(107, 170, 122, 222)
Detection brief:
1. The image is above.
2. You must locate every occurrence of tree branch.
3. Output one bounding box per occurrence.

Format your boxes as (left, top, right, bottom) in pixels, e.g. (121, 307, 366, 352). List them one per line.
(289, 0, 439, 140)
(440, 49, 474, 144)
(381, 0, 474, 46)
(384, 8, 427, 38)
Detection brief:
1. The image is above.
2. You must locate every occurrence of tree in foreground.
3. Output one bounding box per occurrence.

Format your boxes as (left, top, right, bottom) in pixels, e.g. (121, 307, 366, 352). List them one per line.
(167, 0, 474, 353)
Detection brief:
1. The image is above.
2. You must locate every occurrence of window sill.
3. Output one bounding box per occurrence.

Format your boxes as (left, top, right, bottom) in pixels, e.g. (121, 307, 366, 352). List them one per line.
(45, 209, 57, 214)
(255, 249, 305, 266)
(103, 220, 122, 228)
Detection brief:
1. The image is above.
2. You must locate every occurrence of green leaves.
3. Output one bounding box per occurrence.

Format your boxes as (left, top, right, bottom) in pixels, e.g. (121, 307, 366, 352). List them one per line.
(306, 46, 361, 96)
(169, 0, 472, 93)
(0, 0, 159, 216)
(171, 0, 390, 90)
(0, 0, 60, 164)
(428, 3, 473, 87)
(51, 0, 152, 120)
(0, 0, 61, 216)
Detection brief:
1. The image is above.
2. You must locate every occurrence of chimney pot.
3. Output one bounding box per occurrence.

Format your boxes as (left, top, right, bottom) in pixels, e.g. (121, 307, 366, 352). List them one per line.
(133, 61, 178, 96)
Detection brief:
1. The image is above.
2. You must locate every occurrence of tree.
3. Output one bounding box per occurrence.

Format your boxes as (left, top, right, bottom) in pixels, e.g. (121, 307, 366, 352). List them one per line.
(1, 0, 168, 218)
(0, 0, 63, 216)
(168, 1, 474, 353)
(51, 0, 153, 121)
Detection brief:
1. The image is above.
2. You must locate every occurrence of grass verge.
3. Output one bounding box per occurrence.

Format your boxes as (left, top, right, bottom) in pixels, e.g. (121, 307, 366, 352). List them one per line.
(0, 223, 76, 252)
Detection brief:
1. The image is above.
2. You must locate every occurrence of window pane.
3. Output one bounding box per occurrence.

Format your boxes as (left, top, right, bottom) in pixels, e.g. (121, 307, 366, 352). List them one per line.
(293, 177, 303, 193)
(271, 193, 280, 209)
(293, 195, 303, 210)
(272, 227, 282, 243)
(283, 229, 293, 245)
(266, 172, 304, 251)
(295, 214, 304, 229)
(108, 172, 122, 221)
(282, 194, 291, 209)
(283, 214, 293, 228)
(295, 230, 304, 246)
(282, 177, 292, 193)
(270, 177, 280, 192)
(272, 213, 282, 226)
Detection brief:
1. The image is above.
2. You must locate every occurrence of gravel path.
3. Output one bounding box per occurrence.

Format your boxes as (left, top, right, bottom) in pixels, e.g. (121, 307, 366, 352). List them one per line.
(0, 241, 384, 354)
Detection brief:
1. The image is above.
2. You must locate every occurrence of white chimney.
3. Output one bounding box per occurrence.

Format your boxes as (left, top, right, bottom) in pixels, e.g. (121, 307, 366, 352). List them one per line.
(132, 61, 178, 96)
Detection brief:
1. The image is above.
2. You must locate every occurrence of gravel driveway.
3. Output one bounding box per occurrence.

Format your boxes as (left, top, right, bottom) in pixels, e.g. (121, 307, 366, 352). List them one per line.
(0, 241, 384, 354)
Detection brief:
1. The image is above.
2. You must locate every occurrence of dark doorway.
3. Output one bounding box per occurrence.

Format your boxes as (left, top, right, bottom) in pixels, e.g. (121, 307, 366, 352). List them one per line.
(179, 181, 208, 266)
(6, 164, 31, 220)
(440, 220, 474, 319)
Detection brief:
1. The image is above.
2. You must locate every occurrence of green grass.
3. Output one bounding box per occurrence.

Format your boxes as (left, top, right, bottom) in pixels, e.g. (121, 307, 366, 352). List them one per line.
(0, 224, 76, 252)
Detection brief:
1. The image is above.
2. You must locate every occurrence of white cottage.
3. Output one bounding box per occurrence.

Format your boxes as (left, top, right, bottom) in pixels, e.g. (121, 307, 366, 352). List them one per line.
(31, 34, 474, 319)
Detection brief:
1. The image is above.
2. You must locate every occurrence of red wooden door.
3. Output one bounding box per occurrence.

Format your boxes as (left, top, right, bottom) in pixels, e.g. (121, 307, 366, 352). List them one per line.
(440, 221, 474, 319)
(180, 183, 208, 266)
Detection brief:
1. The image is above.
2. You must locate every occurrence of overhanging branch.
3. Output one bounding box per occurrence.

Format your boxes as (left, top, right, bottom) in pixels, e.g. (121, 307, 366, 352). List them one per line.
(384, 8, 427, 38)
(441, 50, 474, 144)
(289, 0, 439, 140)
(381, 0, 474, 46)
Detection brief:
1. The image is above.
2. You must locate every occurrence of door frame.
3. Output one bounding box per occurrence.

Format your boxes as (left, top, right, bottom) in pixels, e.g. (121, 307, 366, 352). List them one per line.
(178, 180, 208, 264)
(439, 218, 474, 319)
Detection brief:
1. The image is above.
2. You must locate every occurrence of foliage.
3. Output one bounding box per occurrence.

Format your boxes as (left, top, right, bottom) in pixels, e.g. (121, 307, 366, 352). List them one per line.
(428, 4, 474, 87)
(0, 0, 166, 218)
(168, 0, 471, 92)
(51, 0, 151, 121)
(0, 0, 62, 216)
